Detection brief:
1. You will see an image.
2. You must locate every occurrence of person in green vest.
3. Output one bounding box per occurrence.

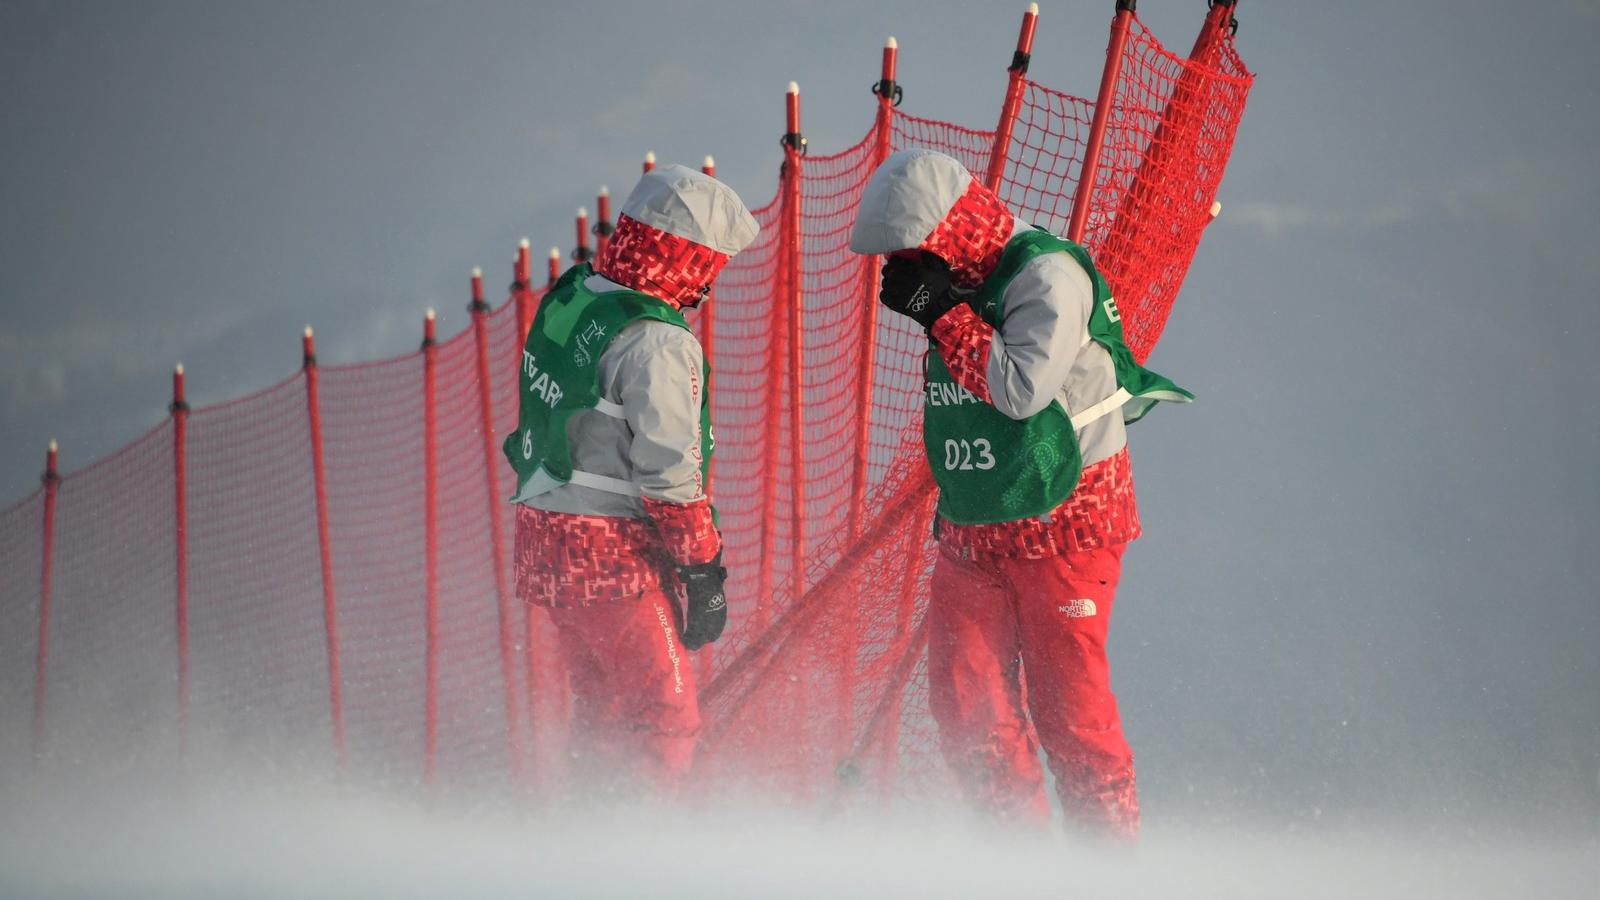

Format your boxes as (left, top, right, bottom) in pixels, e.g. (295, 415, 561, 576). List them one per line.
(506, 164, 758, 795)
(850, 149, 1190, 838)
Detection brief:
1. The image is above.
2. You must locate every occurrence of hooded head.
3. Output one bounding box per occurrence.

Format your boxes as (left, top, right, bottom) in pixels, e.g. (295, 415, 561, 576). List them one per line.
(596, 164, 760, 308)
(849, 148, 1016, 288)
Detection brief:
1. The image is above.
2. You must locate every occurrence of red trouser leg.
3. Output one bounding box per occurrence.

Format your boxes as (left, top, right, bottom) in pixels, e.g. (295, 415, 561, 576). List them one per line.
(1005, 545, 1139, 839)
(547, 588, 700, 797)
(926, 550, 1051, 823)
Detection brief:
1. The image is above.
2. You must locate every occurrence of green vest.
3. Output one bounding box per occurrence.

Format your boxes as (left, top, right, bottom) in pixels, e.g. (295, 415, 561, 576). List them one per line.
(503, 263, 713, 503)
(924, 229, 1191, 525)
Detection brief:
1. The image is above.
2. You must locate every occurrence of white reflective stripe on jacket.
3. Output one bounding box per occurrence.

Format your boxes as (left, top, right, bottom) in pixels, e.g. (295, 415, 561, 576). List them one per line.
(521, 274, 708, 518)
(986, 221, 1127, 467)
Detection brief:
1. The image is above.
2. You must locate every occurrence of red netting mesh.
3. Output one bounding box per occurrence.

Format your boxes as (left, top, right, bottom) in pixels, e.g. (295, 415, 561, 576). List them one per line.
(0, 491, 43, 768)
(183, 376, 333, 768)
(1067, 15, 1253, 363)
(0, 10, 1251, 805)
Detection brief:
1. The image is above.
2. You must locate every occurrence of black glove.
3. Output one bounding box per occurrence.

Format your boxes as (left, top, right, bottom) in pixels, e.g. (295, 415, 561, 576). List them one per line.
(879, 251, 966, 330)
(676, 551, 728, 651)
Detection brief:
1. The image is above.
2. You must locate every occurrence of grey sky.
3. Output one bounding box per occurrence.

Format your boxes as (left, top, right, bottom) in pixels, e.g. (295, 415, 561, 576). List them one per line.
(2, 0, 1597, 828)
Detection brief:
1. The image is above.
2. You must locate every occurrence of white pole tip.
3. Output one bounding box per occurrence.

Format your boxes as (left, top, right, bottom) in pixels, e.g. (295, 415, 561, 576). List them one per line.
(787, 81, 799, 94)
(425, 307, 436, 320)
(471, 266, 483, 278)
(577, 206, 588, 218)
(703, 155, 715, 169)
(1210, 201, 1223, 218)
(175, 362, 184, 375)
(549, 246, 561, 259)
(49, 439, 58, 452)
(519, 237, 530, 249)
(304, 325, 314, 338)
(598, 185, 609, 197)
(644, 151, 656, 164)
(886, 36, 897, 49)
(1027, 3, 1039, 16)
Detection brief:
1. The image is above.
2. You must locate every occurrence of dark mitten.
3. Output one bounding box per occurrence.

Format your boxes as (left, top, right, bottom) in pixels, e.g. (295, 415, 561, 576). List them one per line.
(878, 251, 966, 329)
(676, 551, 728, 651)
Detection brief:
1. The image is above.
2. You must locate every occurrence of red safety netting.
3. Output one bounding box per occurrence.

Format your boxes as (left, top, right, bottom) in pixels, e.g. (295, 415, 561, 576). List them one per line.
(697, 10, 1254, 804)
(0, 490, 43, 770)
(1, 9, 1251, 807)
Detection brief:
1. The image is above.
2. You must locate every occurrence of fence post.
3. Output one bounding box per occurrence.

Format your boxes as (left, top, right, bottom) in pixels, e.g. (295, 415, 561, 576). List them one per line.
(594, 186, 613, 261)
(697, 154, 720, 684)
(985, 3, 1040, 193)
(302, 327, 346, 768)
(782, 82, 808, 604)
(171, 364, 191, 751)
(572, 207, 592, 265)
(469, 270, 526, 780)
(515, 241, 534, 345)
(1067, 0, 1137, 244)
(421, 308, 440, 788)
(32, 440, 60, 762)
(1096, 0, 1238, 310)
(848, 37, 899, 541)
(698, 157, 718, 389)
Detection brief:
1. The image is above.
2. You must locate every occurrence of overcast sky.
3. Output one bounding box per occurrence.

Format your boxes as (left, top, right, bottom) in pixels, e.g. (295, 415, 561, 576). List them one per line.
(2, 1, 1597, 830)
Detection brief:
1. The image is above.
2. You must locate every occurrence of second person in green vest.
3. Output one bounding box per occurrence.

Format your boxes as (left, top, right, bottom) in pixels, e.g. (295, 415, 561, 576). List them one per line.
(506, 164, 759, 796)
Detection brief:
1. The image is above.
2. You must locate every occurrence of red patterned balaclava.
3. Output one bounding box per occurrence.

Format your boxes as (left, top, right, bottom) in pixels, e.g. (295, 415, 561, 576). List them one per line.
(918, 178, 1015, 289)
(594, 164, 760, 309)
(597, 213, 731, 309)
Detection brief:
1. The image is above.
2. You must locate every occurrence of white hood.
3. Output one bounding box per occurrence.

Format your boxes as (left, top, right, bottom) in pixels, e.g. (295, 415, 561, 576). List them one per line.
(849, 148, 974, 255)
(620, 164, 760, 256)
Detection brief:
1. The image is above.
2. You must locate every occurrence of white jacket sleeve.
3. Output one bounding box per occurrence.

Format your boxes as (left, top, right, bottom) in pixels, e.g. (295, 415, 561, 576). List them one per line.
(984, 252, 1096, 420)
(603, 320, 709, 503)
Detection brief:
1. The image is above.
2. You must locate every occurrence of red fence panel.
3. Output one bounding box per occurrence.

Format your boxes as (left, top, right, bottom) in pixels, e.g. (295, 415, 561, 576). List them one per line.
(316, 353, 429, 784)
(0, 491, 43, 769)
(0, 5, 1252, 806)
(36, 424, 179, 772)
(184, 377, 332, 771)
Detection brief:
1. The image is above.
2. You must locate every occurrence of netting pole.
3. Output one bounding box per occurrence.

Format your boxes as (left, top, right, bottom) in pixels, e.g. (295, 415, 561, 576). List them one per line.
(469, 270, 526, 781)
(984, 3, 1040, 192)
(31, 440, 60, 763)
(303, 327, 347, 769)
(1067, 1, 1137, 244)
(704, 155, 723, 392)
(835, 35, 904, 764)
(514, 240, 534, 345)
(1096, 0, 1239, 330)
(594, 186, 613, 261)
(697, 154, 719, 684)
(849, 36, 899, 540)
(422, 308, 440, 788)
(755, 132, 787, 626)
(572, 207, 593, 265)
(642, 150, 656, 174)
(782, 82, 808, 603)
(171, 364, 191, 752)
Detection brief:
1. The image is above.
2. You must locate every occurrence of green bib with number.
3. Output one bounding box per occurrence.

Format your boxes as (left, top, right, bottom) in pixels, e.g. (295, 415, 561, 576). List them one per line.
(923, 229, 1191, 525)
(503, 263, 713, 504)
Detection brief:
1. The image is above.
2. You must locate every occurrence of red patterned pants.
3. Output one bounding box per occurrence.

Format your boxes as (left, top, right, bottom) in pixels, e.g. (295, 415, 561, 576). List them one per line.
(927, 542, 1139, 838)
(547, 588, 701, 796)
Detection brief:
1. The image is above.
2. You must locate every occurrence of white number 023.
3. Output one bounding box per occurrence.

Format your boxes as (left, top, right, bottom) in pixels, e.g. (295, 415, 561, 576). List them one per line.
(943, 438, 996, 471)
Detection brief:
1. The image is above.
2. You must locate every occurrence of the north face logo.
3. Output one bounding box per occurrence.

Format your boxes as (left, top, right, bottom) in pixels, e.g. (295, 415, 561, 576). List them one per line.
(908, 284, 931, 312)
(1058, 598, 1097, 618)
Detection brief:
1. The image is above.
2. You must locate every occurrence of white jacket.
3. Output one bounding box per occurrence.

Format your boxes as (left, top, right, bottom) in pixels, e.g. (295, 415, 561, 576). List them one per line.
(984, 220, 1127, 467)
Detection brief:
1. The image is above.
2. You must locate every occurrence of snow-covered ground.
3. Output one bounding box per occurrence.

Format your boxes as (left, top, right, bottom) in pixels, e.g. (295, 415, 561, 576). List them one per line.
(2, 776, 1594, 899)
